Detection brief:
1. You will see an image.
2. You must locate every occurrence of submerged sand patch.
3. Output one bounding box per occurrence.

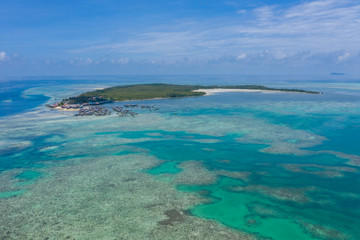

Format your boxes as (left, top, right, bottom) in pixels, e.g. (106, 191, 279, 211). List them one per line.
(297, 219, 349, 240)
(174, 161, 218, 185)
(281, 163, 357, 178)
(215, 170, 251, 182)
(229, 185, 313, 204)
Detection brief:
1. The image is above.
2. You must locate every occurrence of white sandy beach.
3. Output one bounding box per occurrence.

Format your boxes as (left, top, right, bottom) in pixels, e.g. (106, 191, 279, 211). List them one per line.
(193, 88, 282, 96)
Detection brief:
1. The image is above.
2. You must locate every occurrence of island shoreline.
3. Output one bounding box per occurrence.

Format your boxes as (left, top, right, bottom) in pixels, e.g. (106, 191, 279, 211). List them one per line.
(192, 88, 319, 96)
(46, 83, 322, 112)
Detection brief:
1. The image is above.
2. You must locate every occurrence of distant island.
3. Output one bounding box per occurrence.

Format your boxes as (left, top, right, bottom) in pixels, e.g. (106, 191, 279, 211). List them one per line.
(64, 83, 320, 102)
(47, 83, 321, 110)
(330, 72, 345, 76)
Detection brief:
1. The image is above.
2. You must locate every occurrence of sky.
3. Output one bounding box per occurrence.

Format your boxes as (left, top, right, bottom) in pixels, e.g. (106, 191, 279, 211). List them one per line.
(0, 0, 359, 76)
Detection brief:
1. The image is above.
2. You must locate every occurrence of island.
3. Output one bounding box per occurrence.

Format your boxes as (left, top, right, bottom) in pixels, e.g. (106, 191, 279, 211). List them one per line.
(46, 83, 321, 116)
(60, 83, 320, 103)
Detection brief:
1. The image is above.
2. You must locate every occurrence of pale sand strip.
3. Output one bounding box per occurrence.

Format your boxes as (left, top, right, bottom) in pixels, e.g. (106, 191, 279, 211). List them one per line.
(193, 88, 284, 96)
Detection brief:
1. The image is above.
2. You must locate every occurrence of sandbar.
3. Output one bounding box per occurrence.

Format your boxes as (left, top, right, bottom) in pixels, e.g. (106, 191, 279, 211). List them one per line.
(193, 88, 288, 96)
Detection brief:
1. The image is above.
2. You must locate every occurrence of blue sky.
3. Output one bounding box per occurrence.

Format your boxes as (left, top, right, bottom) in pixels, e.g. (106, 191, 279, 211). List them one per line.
(0, 0, 359, 76)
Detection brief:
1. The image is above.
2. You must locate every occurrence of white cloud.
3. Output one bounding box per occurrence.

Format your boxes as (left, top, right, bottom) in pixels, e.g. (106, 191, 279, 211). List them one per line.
(236, 53, 247, 60)
(45, 59, 57, 65)
(285, 0, 345, 18)
(337, 52, 350, 62)
(111, 58, 129, 64)
(236, 9, 247, 15)
(70, 0, 360, 64)
(84, 58, 92, 65)
(253, 5, 277, 25)
(70, 57, 93, 66)
(209, 50, 357, 67)
(0, 51, 6, 61)
(273, 51, 288, 60)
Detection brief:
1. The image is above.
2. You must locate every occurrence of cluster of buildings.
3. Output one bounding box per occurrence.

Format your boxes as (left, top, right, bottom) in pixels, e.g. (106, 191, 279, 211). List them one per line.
(46, 100, 159, 118)
(46, 99, 114, 110)
(74, 106, 112, 116)
(112, 106, 138, 117)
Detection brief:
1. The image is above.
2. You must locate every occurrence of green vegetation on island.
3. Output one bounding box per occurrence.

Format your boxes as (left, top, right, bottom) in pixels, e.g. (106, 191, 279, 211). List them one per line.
(62, 83, 321, 104)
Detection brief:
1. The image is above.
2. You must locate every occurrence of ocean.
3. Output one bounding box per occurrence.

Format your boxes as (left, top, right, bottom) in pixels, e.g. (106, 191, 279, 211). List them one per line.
(0, 75, 359, 240)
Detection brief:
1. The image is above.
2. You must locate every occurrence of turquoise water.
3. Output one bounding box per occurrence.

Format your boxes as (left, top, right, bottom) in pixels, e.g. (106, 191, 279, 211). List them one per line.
(127, 129, 360, 239)
(1, 76, 360, 239)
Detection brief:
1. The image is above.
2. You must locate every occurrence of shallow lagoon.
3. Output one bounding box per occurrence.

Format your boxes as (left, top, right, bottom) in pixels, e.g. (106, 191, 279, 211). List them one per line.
(0, 76, 360, 239)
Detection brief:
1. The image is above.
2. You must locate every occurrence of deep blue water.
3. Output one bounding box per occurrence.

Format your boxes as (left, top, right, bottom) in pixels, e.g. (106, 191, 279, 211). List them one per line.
(0, 81, 51, 117)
